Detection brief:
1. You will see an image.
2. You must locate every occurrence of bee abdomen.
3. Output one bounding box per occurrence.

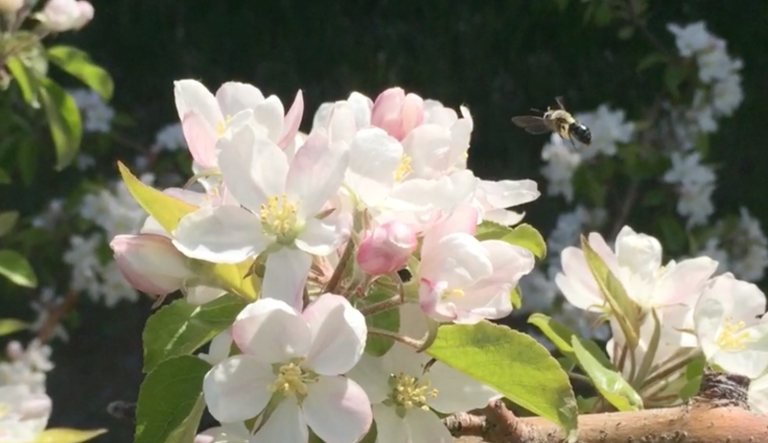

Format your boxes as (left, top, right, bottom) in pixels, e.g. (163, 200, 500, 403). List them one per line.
(569, 122, 592, 146)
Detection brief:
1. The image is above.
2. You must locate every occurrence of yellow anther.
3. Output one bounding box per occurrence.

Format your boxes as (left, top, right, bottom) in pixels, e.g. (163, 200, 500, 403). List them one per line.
(216, 115, 233, 137)
(259, 194, 299, 238)
(393, 155, 413, 182)
(266, 362, 310, 397)
(388, 372, 438, 412)
(441, 288, 465, 300)
(715, 316, 751, 351)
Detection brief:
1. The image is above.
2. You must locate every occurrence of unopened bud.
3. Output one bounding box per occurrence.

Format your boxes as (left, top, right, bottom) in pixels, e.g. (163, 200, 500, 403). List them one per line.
(356, 221, 418, 276)
(370, 87, 424, 141)
(110, 233, 194, 296)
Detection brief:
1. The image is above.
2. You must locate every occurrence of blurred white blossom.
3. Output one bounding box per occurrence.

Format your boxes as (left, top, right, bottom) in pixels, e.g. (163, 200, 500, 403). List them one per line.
(29, 288, 69, 343)
(68, 88, 115, 133)
(540, 134, 581, 202)
(663, 152, 716, 227)
(667, 22, 711, 57)
(574, 105, 634, 160)
(0, 340, 53, 394)
(152, 122, 187, 153)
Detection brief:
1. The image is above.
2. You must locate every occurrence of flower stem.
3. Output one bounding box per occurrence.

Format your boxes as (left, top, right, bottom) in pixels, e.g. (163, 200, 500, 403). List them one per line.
(368, 327, 424, 350)
(323, 238, 355, 295)
(359, 295, 404, 317)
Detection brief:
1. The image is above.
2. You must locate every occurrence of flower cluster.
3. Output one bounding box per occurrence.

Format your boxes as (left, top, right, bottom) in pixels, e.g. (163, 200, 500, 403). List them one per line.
(557, 225, 768, 409)
(0, 340, 54, 443)
(112, 82, 542, 442)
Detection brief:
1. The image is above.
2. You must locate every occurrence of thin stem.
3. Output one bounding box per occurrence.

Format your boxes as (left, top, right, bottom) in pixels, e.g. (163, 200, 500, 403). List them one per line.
(568, 372, 592, 385)
(358, 295, 403, 317)
(323, 238, 355, 295)
(368, 327, 424, 349)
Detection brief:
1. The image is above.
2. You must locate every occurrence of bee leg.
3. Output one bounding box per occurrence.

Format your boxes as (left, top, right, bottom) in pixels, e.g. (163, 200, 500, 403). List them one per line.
(569, 138, 578, 151)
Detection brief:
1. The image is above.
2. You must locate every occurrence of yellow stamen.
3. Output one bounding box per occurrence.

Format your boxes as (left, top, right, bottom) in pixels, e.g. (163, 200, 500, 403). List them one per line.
(216, 115, 233, 137)
(393, 155, 413, 182)
(259, 194, 299, 239)
(715, 316, 751, 351)
(387, 372, 438, 412)
(266, 362, 311, 397)
(441, 288, 465, 300)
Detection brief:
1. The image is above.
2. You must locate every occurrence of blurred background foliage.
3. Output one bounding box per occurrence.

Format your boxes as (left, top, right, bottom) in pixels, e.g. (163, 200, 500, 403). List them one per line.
(2, 0, 768, 441)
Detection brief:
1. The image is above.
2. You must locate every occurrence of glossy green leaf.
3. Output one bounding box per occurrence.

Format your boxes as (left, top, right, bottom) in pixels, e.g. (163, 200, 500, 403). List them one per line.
(0, 319, 29, 337)
(571, 337, 643, 412)
(580, 235, 640, 350)
(135, 356, 210, 443)
(143, 294, 247, 373)
(31, 428, 107, 443)
(0, 211, 19, 237)
(6, 56, 42, 108)
(510, 286, 522, 309)
(474, 220, 513, 241)
(0, 249, 38, 288)
(39, 78, 83, 170)
(48, 45, 114, 101)
(426, 322, 578, 441)
(528, 313, 577, 355)
(500, 223, 547, 260)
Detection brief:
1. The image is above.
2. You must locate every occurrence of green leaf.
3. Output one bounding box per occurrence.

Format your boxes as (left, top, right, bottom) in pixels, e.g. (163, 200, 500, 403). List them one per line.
(0, 167, 10, 184)
(580, 235, 640, 350)
(510, 286, 522, 309)
(426, 322, 579, 441)
(47, 45, 114, 101)
(6, 56, 42, 108)
(0, 319, 30, 337)
(571, 337, 643, 412)
(500, 223, 547, 260)
(135, 356, 210, 443)
(143, 294, 247, 373)
(680, 355, 705, 401)
(16, 137, 40, 187)
(637, 52, 667, 72)
(39, 78, 83, 170)
(0, 211, 19, 237)
(576, 396, 599, 413)
(360, 288, 400, 357)
(528, 313, 576, 355)
(474, 220, 513, 241)
(31, 429, 107, 443)
(0, 249, 38, 288)
(664, 65, 688, 100)
(118, 162, 259, 300)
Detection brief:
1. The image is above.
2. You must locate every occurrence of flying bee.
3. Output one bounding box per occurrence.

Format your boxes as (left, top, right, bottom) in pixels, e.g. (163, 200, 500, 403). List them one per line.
(511, 96, 592, 150)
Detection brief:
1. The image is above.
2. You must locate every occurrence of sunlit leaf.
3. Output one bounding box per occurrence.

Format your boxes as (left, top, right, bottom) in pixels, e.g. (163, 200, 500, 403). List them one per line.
(427, 322, 579, 441)
(0, 249, 38, 287)
(6, 56, 41, 108)
(0, 319, 29, 337)
(474, 220, 513, 241)
(135, 356, 210, 443)
(39, 78, 83, 170)
(48, 45, 114, 101)
(500, 223, 547, 260)
(571, 337, 643, 412)
(142, 294, 247, 373)
(510, 286, 522, 309)
(31, 428, 107, 443)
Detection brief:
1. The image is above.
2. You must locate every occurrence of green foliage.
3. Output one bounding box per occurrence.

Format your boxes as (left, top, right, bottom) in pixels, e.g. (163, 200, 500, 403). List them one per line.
(0, 249, 37, 287)
(40, 77, 83, 170)
(475, 221, 547, 260)
(0, 211, 19, 237)
(0, 318, 29, 336)
(571, 337, 643, 412)
(134, 356, 210, 443)
(426, 321, 579, 441)
(31, 429, 107, 443)
(47, 45, 115, 101)
(359, 288, 400, 357)
(142, 294, 247, 373)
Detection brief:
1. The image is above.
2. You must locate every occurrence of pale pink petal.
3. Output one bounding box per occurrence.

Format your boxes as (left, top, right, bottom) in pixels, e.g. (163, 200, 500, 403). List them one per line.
(217, 125, 288, 212)
(345, 353, 391, 404)
(172, 205, 269, 264)
(202, 355, 274, 422)
(345, 127, 402, 206)
(303, 376, 372, 443)
(253, 95, 285, 143)
(181, 111, 218, 169)
(419, 233, 492, 286)
(302, 294, 367, 375)
(232, 297, 311, 361)
(185, 285, 227, 306)
(655, 256, 718, 306)
(404, 408, 454, 443)
(174, 79, 223, 126)
(371, 405, 408, 443)
(215, 81, 265, 116)
(295, 216, 348, 256)
(261, 248, 311, 311)
(479, 240, 535, 286)
(401, 124, 452, 178)
(556, 247, 604, 311)
(327, 103, 359, 144)
(162, 187, 212, 207)
(286, 130, 349, 219)
(587, 231, 621, 273)
(278, 90, 304, 148)
(478, 179, 540, 209)
(251, 399, 307, 443)
(425, 361, 498, 413)
(421, 204, 478, 258)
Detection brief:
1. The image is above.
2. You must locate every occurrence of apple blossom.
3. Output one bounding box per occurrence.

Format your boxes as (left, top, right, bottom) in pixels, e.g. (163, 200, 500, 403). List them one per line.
(356, 220, 418, 276)
(370, 87, 425, 141)
(172, 124, 350, 309)
(418, 205, 535, 324)
(110, 233, 195, 296)
(174, 80, 304, 170)
(71, 1, 93, 29)
(347, 342, 498, 443)
(202, 294, 372, 443)
(36, 0, 85, 32)
(0, 385, 51, 443)
(694, 273, 768, 379)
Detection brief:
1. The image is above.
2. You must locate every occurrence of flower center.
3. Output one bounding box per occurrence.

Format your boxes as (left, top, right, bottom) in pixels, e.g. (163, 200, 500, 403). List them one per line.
(393, 155, 413, 182)
(715, 316, 750, 351)
(386, 372, 438, 416)
(259, 194, 299, 240)
(216, 114, 233, 137)
(441, 287, 465, 300)
(266, 361, 318, 400)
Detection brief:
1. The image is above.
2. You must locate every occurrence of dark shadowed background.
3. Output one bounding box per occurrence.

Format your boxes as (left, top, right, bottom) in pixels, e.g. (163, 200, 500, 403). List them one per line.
(2, 1, 768, 442)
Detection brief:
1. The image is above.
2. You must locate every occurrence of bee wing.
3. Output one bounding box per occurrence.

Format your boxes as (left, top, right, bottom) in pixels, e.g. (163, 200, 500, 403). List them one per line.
(511, 116, 552, 135)
(554, 96, 567, 111)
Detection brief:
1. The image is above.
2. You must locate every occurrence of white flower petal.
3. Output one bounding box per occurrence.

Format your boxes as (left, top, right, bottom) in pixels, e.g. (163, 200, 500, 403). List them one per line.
(286, 130, 349, 218)
(404, 408, 455, 443)
(346, 128, 402, 206)
(203, 355, 274, 422)
(261, 247, 311, 311)
(425, 361, 498, 413)
(174, 79, 223, 126)
(215, 81, 265, 116)
(295, 217, 347, 256)
(346, 353, 391, 404)
(303, 376, 372, 443)
(303, 294, 367, 375)
(371, 404, 408, 443)
(172, 205, 269, 264)
(232, 298, 311, 362)
(218, 125, 289, 212)
(252, 399, 307, 443)
(253, 95, 285, 143)
(478, 179, 540, 209)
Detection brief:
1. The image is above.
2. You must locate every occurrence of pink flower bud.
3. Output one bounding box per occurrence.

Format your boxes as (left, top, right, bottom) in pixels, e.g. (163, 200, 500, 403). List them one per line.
(356, 221, 418, 275)
(71, 1, 94, 30)
(370, 87, 424, 141)
(0, 0, 23, 14)
(110, 233, 194, 296)
(39, 0, 82, 31)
